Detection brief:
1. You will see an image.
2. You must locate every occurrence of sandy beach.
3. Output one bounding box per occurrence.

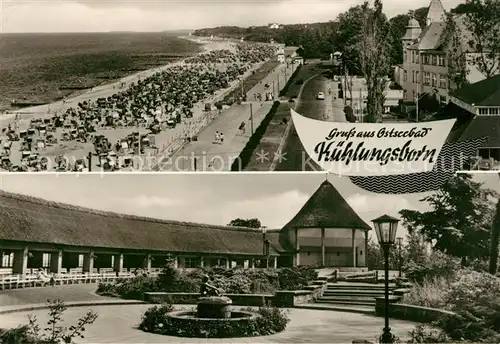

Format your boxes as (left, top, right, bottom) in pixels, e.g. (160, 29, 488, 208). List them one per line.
(0, 37, 282, 171)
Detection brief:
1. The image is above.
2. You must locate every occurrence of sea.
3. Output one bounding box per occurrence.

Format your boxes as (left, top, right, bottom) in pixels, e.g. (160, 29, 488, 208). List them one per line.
(0, 31, 201, 112)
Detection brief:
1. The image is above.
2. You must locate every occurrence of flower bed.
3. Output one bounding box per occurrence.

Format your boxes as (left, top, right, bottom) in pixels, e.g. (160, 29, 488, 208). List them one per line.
(139, 303, 289, 338)
(97, 265, 318, 301)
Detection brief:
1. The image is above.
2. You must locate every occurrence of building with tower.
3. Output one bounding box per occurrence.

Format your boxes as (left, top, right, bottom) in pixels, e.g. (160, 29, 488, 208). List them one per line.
(400, 0, 485, 104)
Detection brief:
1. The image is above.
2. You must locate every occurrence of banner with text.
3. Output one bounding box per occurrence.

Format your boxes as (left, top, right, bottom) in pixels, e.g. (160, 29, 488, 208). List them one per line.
(291, 109, 456, 176)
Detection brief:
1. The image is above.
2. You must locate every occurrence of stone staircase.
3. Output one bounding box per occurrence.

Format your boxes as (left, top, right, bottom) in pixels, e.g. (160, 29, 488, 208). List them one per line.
(318, 283, 396, 307)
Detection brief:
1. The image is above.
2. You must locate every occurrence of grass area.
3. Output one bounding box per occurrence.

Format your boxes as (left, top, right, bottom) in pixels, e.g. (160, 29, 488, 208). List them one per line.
(243, 64, 326, 171)
(244, 102, 292, 171)
(0, 32, 201, 111)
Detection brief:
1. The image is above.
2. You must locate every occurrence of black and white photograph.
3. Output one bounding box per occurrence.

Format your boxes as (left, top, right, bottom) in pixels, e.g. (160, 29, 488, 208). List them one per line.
(0, 172, 499, 343)
(1, 0, 499, 172)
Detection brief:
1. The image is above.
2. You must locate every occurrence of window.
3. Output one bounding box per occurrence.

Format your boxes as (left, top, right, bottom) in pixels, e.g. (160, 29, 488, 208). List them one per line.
(184, 257, 201, 268)
(423, 54, 429, 65)
(431, 73, 437, 87)
(2, 252, 13, 268)
(490, 108, 499, 115)
(404, 71, 407, 82)
(432, 55, 437, 65)
(416, 71, 420, 84)
(438, 55, 446, 66)
(360, 250, 363, 256)
(412, 71, 415, 83)
(78, 254, 84, 268)
(412, 51, 415, 63)
(479, 108, 489, 115)
(412, 90, 416, 98)
(424, 72, 430, 85)
(416, 52, 420, 63)
(439, 74, 447, 89)
(439, 95, 447, 104)
(41, 253, 50, 268)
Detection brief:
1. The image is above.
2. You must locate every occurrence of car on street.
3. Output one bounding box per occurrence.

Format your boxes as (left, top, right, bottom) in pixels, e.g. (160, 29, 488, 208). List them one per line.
(317, 92, 325, 100)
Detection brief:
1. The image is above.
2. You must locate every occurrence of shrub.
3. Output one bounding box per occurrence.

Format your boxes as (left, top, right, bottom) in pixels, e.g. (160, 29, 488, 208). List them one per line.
(278, 266, 318, 290)
(402, 276, 450, 309)
(139, 303, 290, 338)
(0, 299, 98, 344)
(407, 324, 450, 343)
(404, 251, 460, 284)
(138, 303, 175, 333)
(115, 275, 160, 299)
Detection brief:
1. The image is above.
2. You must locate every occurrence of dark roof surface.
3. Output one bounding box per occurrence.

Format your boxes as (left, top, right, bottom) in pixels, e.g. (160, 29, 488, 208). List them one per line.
(451, 75, 500, 106)
(282, 180, 371, 231)
(459, 116, 500, 147)
(0, 191, 283, 255)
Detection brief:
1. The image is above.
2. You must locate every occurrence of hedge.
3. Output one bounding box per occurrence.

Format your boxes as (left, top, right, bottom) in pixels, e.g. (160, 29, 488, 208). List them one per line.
(230, 101, 281, 171)
(278, 64, 302, 97)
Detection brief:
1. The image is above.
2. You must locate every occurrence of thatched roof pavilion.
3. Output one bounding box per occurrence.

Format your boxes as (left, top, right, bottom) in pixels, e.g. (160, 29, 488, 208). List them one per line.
(0, 190, 282, 257)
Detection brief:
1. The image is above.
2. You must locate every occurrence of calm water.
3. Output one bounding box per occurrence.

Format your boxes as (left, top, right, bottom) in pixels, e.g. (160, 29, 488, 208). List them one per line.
(0, 32, 201, 111)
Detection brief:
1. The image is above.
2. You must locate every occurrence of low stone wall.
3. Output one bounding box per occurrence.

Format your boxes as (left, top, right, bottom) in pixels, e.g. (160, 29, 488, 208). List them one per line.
(144, 281, 327, 308)
(375, 297, 457, 323)
(144, 292, 273, 306)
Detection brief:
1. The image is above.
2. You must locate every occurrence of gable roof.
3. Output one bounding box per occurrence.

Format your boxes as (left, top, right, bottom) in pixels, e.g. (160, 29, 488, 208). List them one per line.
(418, 22, 446, 50)
(282, 180, 371, 231)
(450, 75, 500, 106)
(0, 191, 283, 256)
(459, 116, 500, 147)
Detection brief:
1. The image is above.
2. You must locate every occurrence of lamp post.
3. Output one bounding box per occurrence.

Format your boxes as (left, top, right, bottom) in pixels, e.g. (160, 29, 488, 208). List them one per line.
(372, 214, 400, 344)
(396, 237, 403, 278)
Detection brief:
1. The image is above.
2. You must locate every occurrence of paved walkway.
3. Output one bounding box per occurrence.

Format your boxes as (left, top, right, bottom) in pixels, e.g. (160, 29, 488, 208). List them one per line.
(165, 63, 297, 171)
(0, 304, 417, 343)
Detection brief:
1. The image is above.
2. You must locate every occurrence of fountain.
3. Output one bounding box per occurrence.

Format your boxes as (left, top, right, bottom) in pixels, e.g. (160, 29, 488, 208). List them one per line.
(161, 276, 261, 337)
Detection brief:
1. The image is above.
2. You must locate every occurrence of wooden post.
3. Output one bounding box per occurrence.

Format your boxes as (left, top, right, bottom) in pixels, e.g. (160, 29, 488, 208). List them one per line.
(321, 228, 326, 267)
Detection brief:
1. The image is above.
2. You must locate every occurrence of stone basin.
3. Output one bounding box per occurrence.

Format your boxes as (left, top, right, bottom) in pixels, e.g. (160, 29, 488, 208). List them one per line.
(197, 296, 232, 319)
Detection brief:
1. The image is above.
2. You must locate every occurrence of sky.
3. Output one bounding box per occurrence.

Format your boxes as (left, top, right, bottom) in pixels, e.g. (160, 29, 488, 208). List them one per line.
(0, 172, 497, 241)
(0, 0, 464, 33)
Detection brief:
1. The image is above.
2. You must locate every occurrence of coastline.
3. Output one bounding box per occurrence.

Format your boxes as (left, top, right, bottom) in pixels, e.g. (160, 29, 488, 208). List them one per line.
(0, 36, 224, 128)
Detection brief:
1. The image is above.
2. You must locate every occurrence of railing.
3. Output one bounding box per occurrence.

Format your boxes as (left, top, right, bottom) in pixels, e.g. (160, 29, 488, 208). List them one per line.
(0, 269, 161, 290)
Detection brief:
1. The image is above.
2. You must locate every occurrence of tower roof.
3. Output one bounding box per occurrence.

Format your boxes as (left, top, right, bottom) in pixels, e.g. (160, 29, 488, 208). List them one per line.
(283, 180, 371, 230)
(426, 0, 446, 24)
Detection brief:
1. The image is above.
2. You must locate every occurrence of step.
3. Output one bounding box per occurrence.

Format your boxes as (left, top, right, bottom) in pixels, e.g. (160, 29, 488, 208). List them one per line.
(316, 299, 375, 306)
(319, 295, 378, 302)
(296, 303, 375, 315)
(323, 290, 390, 296)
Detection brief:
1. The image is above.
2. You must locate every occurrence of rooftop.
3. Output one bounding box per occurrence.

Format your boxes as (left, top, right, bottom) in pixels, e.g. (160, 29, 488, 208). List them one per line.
(450, 75, 500, 107)
(0, 190, 283, 256)
(282, 180, 371, 231)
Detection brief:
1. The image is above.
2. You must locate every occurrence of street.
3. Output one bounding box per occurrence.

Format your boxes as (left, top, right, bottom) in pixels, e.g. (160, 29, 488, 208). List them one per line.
(275, 74, 346, 171)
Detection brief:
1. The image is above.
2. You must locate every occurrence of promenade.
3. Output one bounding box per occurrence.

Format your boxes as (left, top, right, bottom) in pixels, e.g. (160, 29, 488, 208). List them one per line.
(0, 284, 417, 343)
(164, 62, 297, 171)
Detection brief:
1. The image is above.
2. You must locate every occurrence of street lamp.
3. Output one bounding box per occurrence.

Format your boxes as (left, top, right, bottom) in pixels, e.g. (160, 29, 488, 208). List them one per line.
(396, 237, 403, 278)
(372, 214, 400, 344)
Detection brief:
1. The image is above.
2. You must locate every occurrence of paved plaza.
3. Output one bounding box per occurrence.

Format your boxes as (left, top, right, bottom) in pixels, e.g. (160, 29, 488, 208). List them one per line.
(0, 285, 418, 343)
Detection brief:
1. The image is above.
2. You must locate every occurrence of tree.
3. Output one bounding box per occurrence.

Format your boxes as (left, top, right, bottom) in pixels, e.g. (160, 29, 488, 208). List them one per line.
(459, 0, 500, 78)
(488, 173, 500, 274)
(441, 12, 470, 91)
(357, 0, 392, 123)
(228, 218, 263, 228)
(399, 174, 497, 266)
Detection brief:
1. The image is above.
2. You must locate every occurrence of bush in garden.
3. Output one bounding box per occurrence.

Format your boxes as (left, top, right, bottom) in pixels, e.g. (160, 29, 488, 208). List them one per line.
(138, 303, 175, 333)
(0, 299, 98, 344)
(115, 275, 160, 299)
(139, 302, 290, 338)
(277, 266, 318, 290)
(407, 324, 450, 343)
(402, 276, 450, 309)
(404, 251, 460, 284)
